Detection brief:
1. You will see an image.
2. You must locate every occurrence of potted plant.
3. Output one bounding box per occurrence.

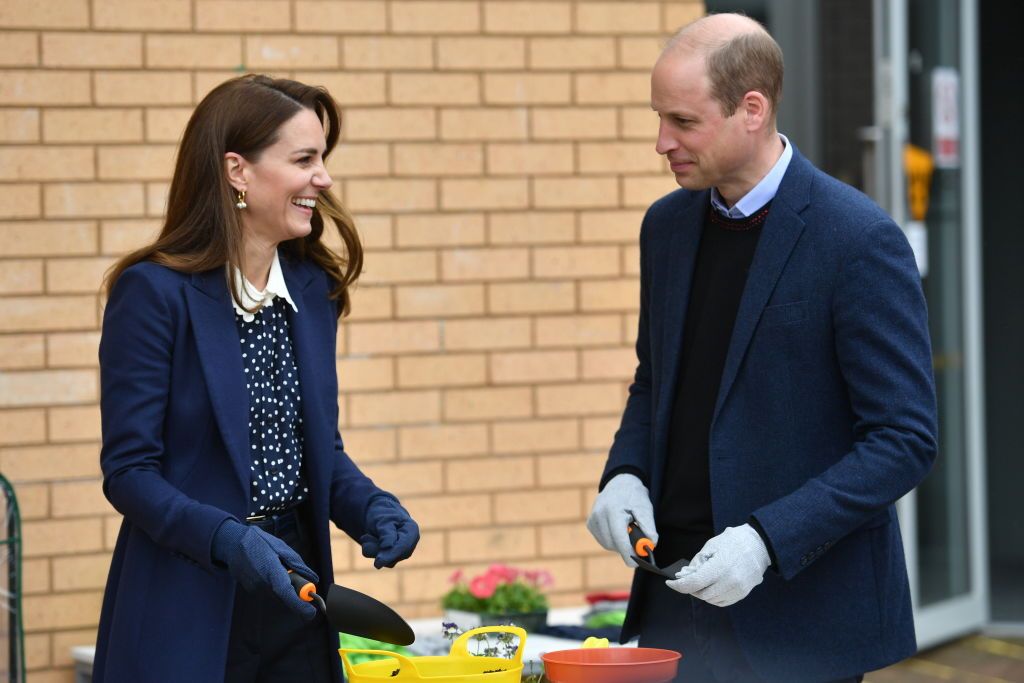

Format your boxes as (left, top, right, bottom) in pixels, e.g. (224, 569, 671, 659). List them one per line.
(441, 564, 552, 633)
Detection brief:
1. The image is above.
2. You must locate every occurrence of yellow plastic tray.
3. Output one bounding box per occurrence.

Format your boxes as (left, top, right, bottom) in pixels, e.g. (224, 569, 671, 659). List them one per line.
(340, 625, 526, 682)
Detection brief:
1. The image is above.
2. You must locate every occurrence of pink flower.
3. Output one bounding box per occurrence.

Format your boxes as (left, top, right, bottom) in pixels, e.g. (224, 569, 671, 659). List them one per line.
(486, 563, 518, 583)
(448, 569, 464, 584)
(469, 574, 498, 599)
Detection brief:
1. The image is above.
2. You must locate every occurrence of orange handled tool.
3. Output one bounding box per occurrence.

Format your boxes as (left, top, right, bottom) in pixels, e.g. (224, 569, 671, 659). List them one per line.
(628, 517, 691, 579)
(288, 570, 327, 614)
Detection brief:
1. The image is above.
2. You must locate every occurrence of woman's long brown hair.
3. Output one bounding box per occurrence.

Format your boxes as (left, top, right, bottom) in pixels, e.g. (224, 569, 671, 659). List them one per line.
(103, 74, 362, 318)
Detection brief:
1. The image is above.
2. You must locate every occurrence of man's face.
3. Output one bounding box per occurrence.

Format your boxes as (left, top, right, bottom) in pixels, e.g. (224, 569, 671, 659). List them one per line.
(651, 52, 752, 196)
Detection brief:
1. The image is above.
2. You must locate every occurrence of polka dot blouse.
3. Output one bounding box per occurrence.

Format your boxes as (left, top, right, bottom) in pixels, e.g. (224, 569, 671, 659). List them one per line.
(235, 296, 308, 516)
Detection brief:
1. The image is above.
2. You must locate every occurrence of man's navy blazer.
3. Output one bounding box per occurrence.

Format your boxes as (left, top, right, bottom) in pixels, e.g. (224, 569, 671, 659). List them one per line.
(604, 148, 938, 680)
(94, 255, 383, 682)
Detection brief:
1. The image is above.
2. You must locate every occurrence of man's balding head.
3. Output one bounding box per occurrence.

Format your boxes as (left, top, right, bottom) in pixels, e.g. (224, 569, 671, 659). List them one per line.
(659, 13, 783, 120)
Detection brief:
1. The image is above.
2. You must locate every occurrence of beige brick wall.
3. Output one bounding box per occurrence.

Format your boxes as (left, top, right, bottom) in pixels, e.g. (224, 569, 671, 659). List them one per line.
(0, 1, 704, 679)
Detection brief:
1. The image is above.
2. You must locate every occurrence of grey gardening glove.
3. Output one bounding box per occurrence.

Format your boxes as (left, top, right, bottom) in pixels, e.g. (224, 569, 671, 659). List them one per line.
(666, 524, 770, 607)
(586, 473, 657, 568)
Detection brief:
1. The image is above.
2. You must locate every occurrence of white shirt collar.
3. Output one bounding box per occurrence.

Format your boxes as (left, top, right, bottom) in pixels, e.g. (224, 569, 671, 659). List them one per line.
(230, 249, 298, 322)
(710, 133, 793, 218)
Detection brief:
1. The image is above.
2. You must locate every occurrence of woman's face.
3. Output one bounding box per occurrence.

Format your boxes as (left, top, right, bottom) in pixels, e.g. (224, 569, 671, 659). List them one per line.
(232, 108, 334, 248)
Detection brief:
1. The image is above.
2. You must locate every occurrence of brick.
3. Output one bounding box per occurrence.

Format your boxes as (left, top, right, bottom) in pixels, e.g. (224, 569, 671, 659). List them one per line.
(360, 461, 443, 496)
(0, 334, 44, 369)
(619, 36, 664, 69)
(0, 146, 93, 181)
(440, 108, 528, 141)
(488, 211, 574, 245)
(400, 566, 466, 602)
(97, 145, 175, 181)
(534, 176, 619, 209)
(396, 284, 485, 318)
(445, 455, 534, 492)
(536, 314, 621, 347)
(441, 247, 529, 281)
(45, 183, 145, 218)
(95, 71, 192, 105)
(337, 569, 400, 604)
(0, 298, 96, 333)
(340, 426, 397, 462)
(349, 389, 441, 426)
(0, 369, 97, 406)
(342, 36, 431, 69)
(146, 34, 241, 68)
(483, 2, 571, 34)
(0, 184, 40, 219)
(580, 278, 639, 312)
(488, 281, 575, 314)
(579, 209, 643, 243)
(23, 631, 48, 668)
(347, 285, 393, 320)
(581, 347, 636, 380)
(0, 408, 46, 445)
(442, 179, 529, 211)
(246, 35, 339, 68)
(0, 71, 90, 105)
(391, 2, 480, 34)
(624, 312, 640, 344)
(621, 105, 658, 139)
(343, 107, 434, 142)
(399, 423, 488, 459)
(531, 107, 616, 140)
(295, 72, 387, 106)
(0, 220, 95, 257)
(192, 70, 243, 103)
(42, 32, 141, 68)
(577, 2, 661, 34)
(396, 213, 485, 248)
(583, 415, 620, 450)
(401, 493, 491, 530)
(353, 214, 394, 249)
(23, 590, 104, 630)
(336, 356, 394, 391)
(438, 37, 525, 70)
(443, 317, 531, 351)
(22, 517, 103, 557)
(359, 250, 437, 285)
(579, 141, 664, 174)
(485, 143, 573, 176)
(50, 480, 109, 518)
(0, 109, 39, 142)
(397, 353, 487, 388)
(22, 557, 50, 591)
(0, 0, 89, 28)
(449, 526, 536, 563)
(529, 37, 616, 70)
(495, 487, 580, 523)
(394, 143, 483, 177)
(16, 483, 50, 522)
(0, 31, 39, 66)
(348, 320, 440, 354)
(540, 521, 599, 557)
(623, 174, 676, 207)
(100, 219, 161, 255)
(491, 350, 577, 385)
(94, 0, 191, 30)
(445, 387, 531, 421)
(585, 554, 634, 590)
(575, 73, 650, 104)
(484, 73, 571, 105)
(296, 1, 387, 33)
(492, 418, 578, 454)
(143, 108, 190, 143)
(538, 451, 606, 486)
(47, 259, 113, 295)
(390, 529, 443, 569)
(664, 3, 706, 31)
(537, 381, 623, 417)
(326, 142, 391, 179)
(43, 108, 142, 143)
(51, 628, 99, 666)
(48, 405, 101, 442)
(533, 246, 620, 278)
(345, 178, 436, 213)
(0, 260, 42, 294)
(391, 73, 480, 106)
(196, 1, 290, 31)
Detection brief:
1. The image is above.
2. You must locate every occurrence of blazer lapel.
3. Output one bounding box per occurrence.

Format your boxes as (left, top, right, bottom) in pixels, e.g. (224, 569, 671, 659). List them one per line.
(184, 268, 251, 492)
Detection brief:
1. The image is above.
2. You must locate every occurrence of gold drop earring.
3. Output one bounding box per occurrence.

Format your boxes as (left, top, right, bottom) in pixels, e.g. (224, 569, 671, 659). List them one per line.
(236, 190, 247, 209)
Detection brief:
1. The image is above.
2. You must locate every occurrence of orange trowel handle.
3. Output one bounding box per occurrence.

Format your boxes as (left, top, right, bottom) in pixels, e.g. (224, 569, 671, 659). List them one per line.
(287, 569, 317, 602)
(627, 521, 655, 558)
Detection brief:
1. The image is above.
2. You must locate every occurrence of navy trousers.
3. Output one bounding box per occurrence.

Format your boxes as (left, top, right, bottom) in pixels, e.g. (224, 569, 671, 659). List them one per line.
(636, 572, 863, 683)
(224, 506, 337, 682)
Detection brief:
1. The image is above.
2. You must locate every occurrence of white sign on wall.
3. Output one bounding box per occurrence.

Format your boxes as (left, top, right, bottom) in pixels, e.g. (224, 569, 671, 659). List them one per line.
(931, 67, 960, 169)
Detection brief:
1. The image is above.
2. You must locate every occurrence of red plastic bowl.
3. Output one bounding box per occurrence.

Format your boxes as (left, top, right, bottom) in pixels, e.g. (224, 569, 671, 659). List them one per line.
(540, 647, 681, 683)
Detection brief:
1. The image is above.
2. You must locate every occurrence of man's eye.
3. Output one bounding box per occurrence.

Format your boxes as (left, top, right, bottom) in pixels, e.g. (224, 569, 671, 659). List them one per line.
(675, 118, 691, 126)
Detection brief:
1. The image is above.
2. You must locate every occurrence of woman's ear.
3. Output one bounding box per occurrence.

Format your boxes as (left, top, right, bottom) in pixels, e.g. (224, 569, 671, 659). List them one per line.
(224, 152, 247, 192)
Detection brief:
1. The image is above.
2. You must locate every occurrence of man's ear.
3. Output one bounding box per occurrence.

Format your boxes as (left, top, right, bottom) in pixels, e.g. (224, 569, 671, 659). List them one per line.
(741, 91, 771, 132)
(224, 152, 248, 192)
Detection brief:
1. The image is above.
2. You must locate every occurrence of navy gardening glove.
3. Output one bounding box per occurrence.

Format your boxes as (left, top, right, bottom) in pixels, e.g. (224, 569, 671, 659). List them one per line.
(211, 519, 319, 621)
(360, 495, 420, 569)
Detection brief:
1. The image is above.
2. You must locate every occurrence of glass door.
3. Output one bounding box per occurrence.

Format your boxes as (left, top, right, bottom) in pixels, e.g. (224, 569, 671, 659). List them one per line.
(872, 0, 988, 648)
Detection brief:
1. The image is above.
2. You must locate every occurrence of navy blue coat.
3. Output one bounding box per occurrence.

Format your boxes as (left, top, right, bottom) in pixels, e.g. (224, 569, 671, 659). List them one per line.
(95, 256, 387, 682)
(606, 149, 938, 680)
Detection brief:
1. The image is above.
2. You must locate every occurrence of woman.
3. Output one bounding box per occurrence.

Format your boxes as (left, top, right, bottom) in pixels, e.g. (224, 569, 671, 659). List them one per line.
(94, 75, 419, 682)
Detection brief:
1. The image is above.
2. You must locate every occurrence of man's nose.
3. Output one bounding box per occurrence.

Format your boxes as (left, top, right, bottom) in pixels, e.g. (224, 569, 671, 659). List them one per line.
(655, 119, 677, 156)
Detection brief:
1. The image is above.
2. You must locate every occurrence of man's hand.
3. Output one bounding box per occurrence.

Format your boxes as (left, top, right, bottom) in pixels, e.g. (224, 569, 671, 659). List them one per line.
(586, 473, 657, 568)
(360, 496, 420, 569)
(665, 524, 770, 607)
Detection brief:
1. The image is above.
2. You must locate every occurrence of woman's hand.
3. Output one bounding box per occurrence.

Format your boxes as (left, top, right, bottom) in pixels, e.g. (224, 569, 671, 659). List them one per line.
(360, 496, 420, 569)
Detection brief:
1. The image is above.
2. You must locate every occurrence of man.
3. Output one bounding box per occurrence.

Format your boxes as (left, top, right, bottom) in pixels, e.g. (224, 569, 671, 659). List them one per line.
(587, 13, 937, 683)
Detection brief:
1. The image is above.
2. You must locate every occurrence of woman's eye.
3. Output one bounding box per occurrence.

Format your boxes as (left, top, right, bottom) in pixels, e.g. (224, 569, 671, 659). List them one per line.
(297, 156, 312, 165)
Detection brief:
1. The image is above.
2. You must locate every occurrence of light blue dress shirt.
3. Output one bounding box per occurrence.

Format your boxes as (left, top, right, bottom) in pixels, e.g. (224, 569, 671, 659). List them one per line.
(710, 134, 793, 218)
